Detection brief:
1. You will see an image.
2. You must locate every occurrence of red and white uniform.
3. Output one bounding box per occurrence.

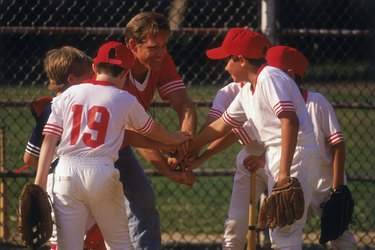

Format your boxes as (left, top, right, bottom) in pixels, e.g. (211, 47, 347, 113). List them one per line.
(44, 80, 153, 250)
(123, 54, 185, 108)
(207, 81, 268, 249)
(305, 91, 356, 248)
(222, 65, 321, 249)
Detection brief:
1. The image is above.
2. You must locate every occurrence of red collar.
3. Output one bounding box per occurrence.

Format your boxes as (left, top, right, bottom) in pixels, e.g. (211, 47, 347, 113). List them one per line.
(250, 63, 267, 94)
(82, 79, 116, 87)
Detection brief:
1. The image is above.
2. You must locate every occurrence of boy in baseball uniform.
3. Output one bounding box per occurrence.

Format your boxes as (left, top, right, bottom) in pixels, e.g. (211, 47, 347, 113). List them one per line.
(266, 45, 356, 249)
(188, 80, 269, 249)
(34, 41, 190, 250)
(187, 28, 321, 250)
(23, 46, 101, 250)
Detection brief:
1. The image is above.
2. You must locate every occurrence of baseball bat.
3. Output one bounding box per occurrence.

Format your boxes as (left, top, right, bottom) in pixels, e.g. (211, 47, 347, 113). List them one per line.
(247, 172, 256, 250)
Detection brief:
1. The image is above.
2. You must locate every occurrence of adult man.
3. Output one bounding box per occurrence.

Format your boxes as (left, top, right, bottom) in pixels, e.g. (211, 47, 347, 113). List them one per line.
(116, 12, 197, 249)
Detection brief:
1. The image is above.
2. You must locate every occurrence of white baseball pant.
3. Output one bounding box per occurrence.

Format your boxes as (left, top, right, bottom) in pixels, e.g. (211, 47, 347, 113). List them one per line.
(223, 144, 268, 249)
(266, 141, 321, 250)
(52, 156, 133, 250)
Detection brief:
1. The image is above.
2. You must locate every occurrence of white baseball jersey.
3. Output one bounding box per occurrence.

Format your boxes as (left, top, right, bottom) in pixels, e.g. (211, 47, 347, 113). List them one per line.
(44, 80, 154, 161)
(223, 65, 315, 146)
(305, 90, 344, 165)
(208, 81, 258, 145)
(208, 82, 246, 119)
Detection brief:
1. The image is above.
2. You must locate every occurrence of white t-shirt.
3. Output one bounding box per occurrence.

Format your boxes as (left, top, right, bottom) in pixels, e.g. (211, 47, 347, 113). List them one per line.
(44, 80, 153, 161)
(222, 65, 315, 147)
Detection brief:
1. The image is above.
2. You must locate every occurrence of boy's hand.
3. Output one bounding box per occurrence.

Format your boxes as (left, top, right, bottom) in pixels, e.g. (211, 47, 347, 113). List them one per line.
(243, 153, 266, 173)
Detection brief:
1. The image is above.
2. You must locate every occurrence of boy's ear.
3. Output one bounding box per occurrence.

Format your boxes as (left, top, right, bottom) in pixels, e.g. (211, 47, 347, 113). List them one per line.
(92, 63, 97, 74)
(128, 39, 137, 53)
(287, 69, 296, 80)
(67, 73, 75, 85)
(238, 55, 247, 67)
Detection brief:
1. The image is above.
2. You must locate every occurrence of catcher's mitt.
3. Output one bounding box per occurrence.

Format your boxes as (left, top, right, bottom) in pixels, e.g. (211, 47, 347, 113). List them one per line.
(83, 223, 106, 250)
(258, 177, 304, 229)
(319, 185, 354, 245)
(18, 183, 53, 250)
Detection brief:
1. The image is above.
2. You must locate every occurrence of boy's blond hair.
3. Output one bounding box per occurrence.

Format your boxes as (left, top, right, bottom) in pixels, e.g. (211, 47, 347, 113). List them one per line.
(44, 46, 92, 92)
(125, 12, 170, 45)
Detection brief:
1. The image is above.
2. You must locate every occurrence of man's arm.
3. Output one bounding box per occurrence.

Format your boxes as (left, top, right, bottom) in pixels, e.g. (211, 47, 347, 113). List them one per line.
(136, 147, 195, 186)
(167, 89, 197, 136)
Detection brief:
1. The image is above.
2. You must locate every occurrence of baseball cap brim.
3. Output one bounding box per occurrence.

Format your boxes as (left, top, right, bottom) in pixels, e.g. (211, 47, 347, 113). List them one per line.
(206, 47, 231, 60)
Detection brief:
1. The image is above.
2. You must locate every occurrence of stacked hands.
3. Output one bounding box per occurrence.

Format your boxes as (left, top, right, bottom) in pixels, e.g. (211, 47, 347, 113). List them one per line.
(166, 134, 266, 175)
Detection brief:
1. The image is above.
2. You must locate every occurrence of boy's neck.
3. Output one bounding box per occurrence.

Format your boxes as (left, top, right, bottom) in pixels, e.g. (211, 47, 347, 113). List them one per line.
(247, 64, 260, 88)
(95, 74, 122, 89)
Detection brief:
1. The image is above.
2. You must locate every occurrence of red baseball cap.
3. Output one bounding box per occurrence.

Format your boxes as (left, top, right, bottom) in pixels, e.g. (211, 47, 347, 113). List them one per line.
(266, 46, 309, 79)
(94, 41, 135, 70)
(206, 28, 271, 60)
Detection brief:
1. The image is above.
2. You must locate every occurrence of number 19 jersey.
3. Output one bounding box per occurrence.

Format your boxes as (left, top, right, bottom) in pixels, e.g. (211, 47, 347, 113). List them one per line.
(43, 80, 153, 161)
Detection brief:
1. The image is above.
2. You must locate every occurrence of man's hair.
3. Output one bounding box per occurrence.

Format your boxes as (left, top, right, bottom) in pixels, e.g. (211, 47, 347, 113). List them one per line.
(125, 12, 170, 44)
(95, 63, 124, 77)
(44, 46, 92, 92)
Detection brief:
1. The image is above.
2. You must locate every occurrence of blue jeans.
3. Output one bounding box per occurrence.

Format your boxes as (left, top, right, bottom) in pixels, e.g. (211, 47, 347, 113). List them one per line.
(115, 146, 161, 250)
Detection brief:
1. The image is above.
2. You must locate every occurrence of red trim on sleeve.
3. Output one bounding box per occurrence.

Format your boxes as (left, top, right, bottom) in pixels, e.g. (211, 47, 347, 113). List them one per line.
(137, 117, 155, 135)
(159, 80, 185, 97)
(232, 128, 252, 145)
(222, 111, 243, 128)
(207, 109, 223, 119)
(273, 101, 295, 116)
(327, 132, 344, 146)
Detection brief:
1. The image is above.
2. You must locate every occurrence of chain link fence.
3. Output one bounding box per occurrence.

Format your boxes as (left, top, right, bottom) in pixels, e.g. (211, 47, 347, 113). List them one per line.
(0, 0, 374, 248)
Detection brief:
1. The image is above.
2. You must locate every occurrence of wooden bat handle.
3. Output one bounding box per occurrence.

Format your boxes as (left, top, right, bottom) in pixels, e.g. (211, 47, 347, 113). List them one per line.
(247, 172, 256, 250)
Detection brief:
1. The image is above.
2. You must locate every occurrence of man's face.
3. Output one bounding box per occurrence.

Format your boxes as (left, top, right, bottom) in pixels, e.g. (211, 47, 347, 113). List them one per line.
(133, 31, 169, 71)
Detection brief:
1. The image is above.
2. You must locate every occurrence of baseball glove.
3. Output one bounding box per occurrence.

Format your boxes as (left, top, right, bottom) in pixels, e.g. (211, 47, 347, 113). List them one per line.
(258, 177, 304, 229)
(18, 183, 53, 250)
(319, 185, 354, 245)
(30, 96, 53, 120)
(83, 223, 106, 250)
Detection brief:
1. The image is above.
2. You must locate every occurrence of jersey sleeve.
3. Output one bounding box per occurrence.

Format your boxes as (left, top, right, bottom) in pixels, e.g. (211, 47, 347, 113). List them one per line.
(127, 99, 155, 135)
(157, 54, 186, 99)
(221, 90, 247, 128)
(25, 104, 52, 157)
(261, 74, 296, 117)
(318, 94, 344, 145)
(208, 85, 236, 119)
(232, 121, 257, 145)
(43, 96, 64, 138)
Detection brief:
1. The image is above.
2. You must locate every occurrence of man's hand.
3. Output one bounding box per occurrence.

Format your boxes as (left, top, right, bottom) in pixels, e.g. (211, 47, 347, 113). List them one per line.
(165, 169, 196, 187)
